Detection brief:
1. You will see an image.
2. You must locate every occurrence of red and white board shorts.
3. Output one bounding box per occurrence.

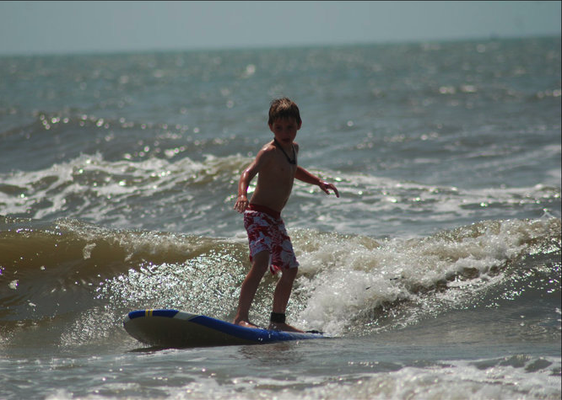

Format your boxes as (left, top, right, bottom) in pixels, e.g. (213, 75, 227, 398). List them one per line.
(243, 204, 299, 275)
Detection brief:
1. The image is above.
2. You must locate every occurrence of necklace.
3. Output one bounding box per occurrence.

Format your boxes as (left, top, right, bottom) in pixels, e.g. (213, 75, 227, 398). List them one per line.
(273, 139, 297, 165)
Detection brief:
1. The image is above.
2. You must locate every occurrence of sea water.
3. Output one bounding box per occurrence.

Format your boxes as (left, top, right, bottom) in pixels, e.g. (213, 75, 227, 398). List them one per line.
(0, 37, 560, 399)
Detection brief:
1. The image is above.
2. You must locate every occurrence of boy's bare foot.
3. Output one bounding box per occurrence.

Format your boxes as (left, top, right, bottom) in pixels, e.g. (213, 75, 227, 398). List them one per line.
(234, 319, 261, 329)
(268, 322, 304, 333)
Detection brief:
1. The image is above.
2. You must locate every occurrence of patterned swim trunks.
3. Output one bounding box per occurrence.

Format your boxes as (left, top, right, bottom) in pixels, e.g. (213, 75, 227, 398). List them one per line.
(243, 204, 299, 275)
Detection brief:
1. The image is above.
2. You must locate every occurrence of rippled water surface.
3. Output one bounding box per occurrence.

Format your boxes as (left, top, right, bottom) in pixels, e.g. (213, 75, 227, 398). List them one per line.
(1, 37, 560, 399)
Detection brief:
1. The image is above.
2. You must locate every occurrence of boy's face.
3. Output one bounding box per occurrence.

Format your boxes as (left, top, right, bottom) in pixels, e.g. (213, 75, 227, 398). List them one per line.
(269, 117, 301, 145)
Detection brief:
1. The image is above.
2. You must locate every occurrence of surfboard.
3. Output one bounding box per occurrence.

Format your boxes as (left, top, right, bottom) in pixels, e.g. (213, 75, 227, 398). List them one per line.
(123, 309, 324, 348)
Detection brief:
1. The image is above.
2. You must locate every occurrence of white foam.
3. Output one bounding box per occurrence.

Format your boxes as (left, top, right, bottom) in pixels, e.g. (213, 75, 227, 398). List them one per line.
(294, 218, 560, 335)
(0, 152, 245, 225)
(145, 356, 562, 400)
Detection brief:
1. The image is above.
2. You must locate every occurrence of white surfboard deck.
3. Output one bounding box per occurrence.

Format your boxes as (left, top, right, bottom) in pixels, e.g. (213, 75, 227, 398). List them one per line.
(123, 309, 324, 348)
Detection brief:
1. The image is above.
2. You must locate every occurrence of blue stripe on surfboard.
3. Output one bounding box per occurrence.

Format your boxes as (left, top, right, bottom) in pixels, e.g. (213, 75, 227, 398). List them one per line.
(189, 314, 321, 342)
(127, 309, 180, 320)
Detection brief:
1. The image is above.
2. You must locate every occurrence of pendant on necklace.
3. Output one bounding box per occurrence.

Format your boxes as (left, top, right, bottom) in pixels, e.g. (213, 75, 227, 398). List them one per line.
(274, 139, 296, 165)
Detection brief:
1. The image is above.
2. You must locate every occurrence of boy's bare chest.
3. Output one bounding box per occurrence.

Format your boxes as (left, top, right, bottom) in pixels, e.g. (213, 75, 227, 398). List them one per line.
(262, 163, 295, 181)
(259, 157, 296, 184)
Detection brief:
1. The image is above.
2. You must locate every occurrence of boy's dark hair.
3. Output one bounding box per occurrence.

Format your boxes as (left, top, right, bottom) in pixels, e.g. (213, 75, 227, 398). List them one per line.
(268, 98, 302, 126)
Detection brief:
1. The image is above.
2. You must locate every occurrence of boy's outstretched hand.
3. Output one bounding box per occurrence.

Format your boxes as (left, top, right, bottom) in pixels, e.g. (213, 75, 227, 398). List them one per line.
(319, 181, 340, 198)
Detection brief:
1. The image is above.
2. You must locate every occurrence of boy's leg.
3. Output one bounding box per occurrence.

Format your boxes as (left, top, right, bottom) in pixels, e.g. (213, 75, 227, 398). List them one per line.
(233, 250, 269, 327)
(269, 267, 303, 332)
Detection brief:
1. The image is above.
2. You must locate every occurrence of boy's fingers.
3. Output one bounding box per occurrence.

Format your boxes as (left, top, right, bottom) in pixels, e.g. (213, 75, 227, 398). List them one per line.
(330, 185, 340, 197)
(234, 200, 248, 213)
(321, 182, 340, 198)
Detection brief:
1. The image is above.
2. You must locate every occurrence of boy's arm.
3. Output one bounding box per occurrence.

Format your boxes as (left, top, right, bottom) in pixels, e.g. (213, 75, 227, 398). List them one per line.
(295, 166, 340, 197)
(234, 164, 257, 213)
(233, 148, 268, 213)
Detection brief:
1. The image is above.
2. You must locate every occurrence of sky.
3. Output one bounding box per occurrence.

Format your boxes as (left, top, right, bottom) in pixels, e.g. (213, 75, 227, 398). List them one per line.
(0, 1, 560, 56)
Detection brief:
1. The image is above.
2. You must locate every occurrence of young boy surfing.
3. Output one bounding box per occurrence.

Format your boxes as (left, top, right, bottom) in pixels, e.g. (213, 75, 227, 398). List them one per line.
(233, 98, 339, 332)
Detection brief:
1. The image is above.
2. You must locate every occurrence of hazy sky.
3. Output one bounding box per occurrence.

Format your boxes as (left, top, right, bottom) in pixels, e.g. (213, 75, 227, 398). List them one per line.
(0, 1, 560, 55)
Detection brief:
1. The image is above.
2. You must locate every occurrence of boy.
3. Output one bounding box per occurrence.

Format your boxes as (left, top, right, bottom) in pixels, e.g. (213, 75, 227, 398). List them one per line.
(233, 98, 339, 332)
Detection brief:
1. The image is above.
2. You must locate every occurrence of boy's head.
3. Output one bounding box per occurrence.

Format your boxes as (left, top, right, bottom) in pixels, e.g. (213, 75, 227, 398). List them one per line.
(268, 98, 302, 127)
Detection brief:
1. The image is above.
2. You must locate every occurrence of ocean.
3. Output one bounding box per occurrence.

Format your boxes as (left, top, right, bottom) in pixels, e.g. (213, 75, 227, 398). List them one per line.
(0, 36, 560, 399)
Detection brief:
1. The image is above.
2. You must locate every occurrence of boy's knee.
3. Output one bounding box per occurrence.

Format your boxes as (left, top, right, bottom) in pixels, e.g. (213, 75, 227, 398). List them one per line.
(282, 267, 298, 280)
(250, 251, 270, 272)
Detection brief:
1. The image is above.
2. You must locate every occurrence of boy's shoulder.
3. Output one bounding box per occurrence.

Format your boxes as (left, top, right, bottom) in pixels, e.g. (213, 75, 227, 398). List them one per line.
(257, 140, 276, 155)
(252, 140, 276, 164)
